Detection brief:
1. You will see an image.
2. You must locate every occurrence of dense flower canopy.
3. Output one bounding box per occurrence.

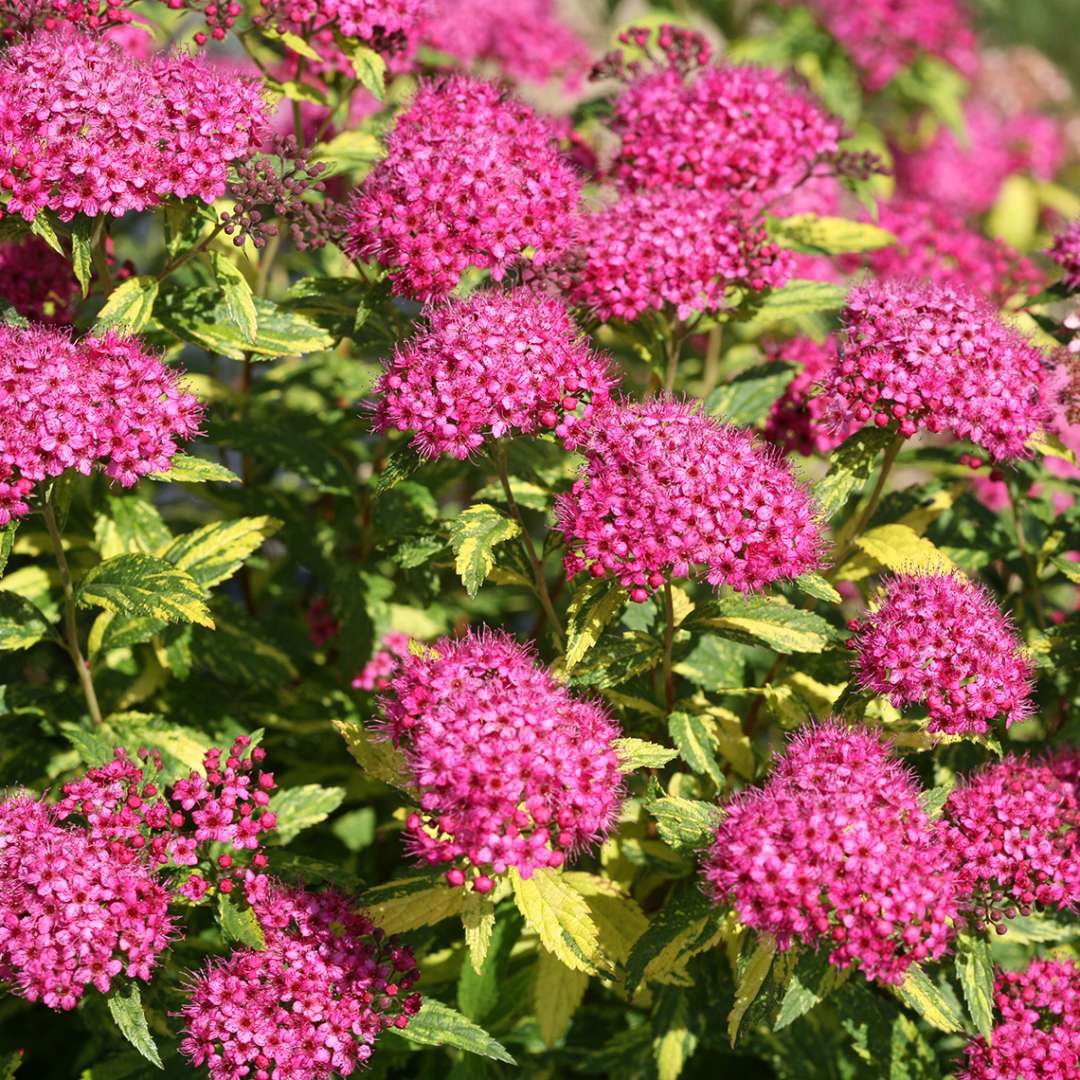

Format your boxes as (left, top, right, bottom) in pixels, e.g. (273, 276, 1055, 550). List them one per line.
(378, 629, 624, 891)
(763, 335, 850, 456)
(558, 397, 824, 598)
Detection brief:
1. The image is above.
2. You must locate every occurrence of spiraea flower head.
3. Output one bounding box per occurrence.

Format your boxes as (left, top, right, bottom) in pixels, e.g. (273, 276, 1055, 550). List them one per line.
(557, 397, 824, 600)
(0, 324, 202, 525)
(370, 288, 614, 460)
(0, 28, 266, 221)
(957, 958, 1080, 1080)
(343, 74, 580, 300)
(824, 278, 1052, 460)
(943, 750, 1080, 924)
(255, 0, 425, 55)
(0, 238, 79, 324)
(352, 631, 411, 691)
(852, 572, 1034, 736)
(179, 880, 421, 1079)
(1050, 219, 1080, 291)
(602, 26, 844, 204)
(378, 628, 624, 891)
(703, 721, 959, 984)
(0, 795, 176, 1010)
(557, 186, 792, 324)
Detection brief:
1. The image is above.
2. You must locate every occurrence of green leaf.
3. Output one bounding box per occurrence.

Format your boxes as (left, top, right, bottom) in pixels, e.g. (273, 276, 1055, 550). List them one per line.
(704, 362, 797, 426)
(774, 949, 848, 1029)
(691, 596, 837, 653)
(217, 893, 266, 950)
(29, 209, 64, 255)
(70, 215, 94, 297)
(812, 427, 895, 520)
(0, 524, 14, 577)
(343, 40, 387, 98)
(106, 984, 163, 1069)
(0, 591, 54, 651)
(0, 1051, 20, 1079)
(374, 442, 424, 494)
(511, 867, 605, 975)
(956, 934, 995, 1041)
(189, 613, 298, 687)
(95, 275, 159, 333)
(458, 907, 515, 1021)
(160, 516, 281, 589)
(449, 503, 520, 597)
(309, 130, 385, 177)
(94, 495, 171, 560)
(743, 279, 846, 326)
(668, 711, 723, 785)
(461, 891, 497, 975)
(892, 966, 965, 1033)
(392, 999, 516, 1065)
(614, 737, 678, 772)
(148, 452, 240, 484)
(535, 948, 589, 1048)
(894, 55, 968, 136)
(645, 796, 717, 851)
(728, 937, 777, 1046)
(566, 631, 662, 688)
(1053, 556, 1080, 584)
(794, 571, 842, 604)
(211, 252, 258, 343)
(626, 887, 726, 994)
(268, 784, 345, 844)
(76, 554, 213, 629)
(266, 77, 327, 105)
(358, 875, 468, 933)
(262, 26, 323, 60)
(653, 988, 699, 1080)
(770, 213, 895, 255)
(565, 577, 628, 670)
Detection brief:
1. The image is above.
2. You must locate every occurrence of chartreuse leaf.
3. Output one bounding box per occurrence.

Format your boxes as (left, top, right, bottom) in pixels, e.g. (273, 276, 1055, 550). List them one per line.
(0, 591, 55, 651)
(956, 934, 995, 1041)
(342, 40, 387, 98)
(76, 554, 213, 628)
(645, 796, 718, 851)
(795, 571, 842, 604)
(391, 999, 515, 1065)
(449, 503, 520, 597)
(535, 947, 589, 1048)
(850, 523, 953, 575)
(743, 279, 846, 325)
(614, 737, 678, 771)
(70, 215, 94, 297)
(728, 936, 777, 1046)
(812, 427, 895, 520)
(668, 711, 723, 785)
(1053, 556, 1080, 584)
(159, 516, 282, 589)
(211, 252, 258, 343)
(148, 452, 241, 484)
(358, 875, 468, 933)
(267, 784, 345, 844)
(770, 213, 895, 254)
(310, 129, 385, 177)
(691, 596, 837, 653)
(892, 965, 965, 1033)
(95, 275, 159, 333)
(653, 988, 699, 1080)
(333, 716, 409, 788)
(565, 577, 627, 670)
(106, 984, 163, 1069)
(461, 892, 496, 975)
(217, 893, 265, 949)
(563, 872, 649, 968)
(511, 868, 605, 975)
(705, 361, 797, 427)
(94, 496, 171, 559)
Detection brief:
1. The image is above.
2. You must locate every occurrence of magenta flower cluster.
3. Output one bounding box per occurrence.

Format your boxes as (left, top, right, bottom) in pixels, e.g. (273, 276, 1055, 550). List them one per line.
(557, 398, 824, 600)
(852, 572, 1034, 736)
(352, 631, 411, 691)
(180, 880, 421, 1080)
(0, 796, 175, 1011)
(559, 187, 793, 323)
(0, 28, 266, 221)
(257, 0, 425, 54)
(703, 721, 959, 984)
(0, 238, 79, 324)
(343, 75, 579, 300)
(958, 958, 1080, 1080)
(763, 335, 851, 457)
(371, 289, 613, 460)
(1050, 219, 1080, 291)
(943, 750, 1080, 923)
(378, 629, 624, 892)
(0, 324, 202, 525)
(824, 278, 1051, 459)
(606, 36, 844, 204)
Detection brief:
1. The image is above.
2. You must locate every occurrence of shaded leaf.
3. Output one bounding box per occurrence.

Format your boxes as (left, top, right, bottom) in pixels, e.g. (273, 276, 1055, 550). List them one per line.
(535, 949, 589, 1048)
(391, 999, 515, 1065)
(358, 875, 467, 933)
(106, 984, 162, 1069)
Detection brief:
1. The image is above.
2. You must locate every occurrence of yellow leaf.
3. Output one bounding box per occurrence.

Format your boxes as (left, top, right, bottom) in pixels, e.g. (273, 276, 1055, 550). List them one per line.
(728, 937, 777, 1046)
(461, 892, 496, 975)
(511, 868, 605, 975)
(850, 523, 953, 576)
(563, 872, 649, 967)
(332, 717, 409, 789)
(359, 876, 467, 933)
(534, 948, 589, 1048)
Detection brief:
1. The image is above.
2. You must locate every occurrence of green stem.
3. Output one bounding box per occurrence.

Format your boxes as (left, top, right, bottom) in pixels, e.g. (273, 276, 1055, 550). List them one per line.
(42, 500, 103, 727)
(491, 443, 564, 650)
(1005, 475, 1047, 630)
(89, 218, 114, 296)
(700, 326, 724, 397)
(156, 223, 225, 284)
(662, 329, 684, 395)
(662, 581, 676, 711)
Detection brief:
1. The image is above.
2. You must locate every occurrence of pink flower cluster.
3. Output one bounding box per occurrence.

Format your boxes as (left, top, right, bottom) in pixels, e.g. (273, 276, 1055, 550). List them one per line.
(423, 0, 592, 87)
(257, 0, 425, 55)
(703, 722, 959, 984)
(783, 0, 977, 90)
(0, 28, 266, 221)
(0, 324, 202, 525)
(852, 573, 1034, 735)
(378, 629, 624, 891)
(763, 335, 850, 456)
(0, 796, 175, 1011)
(824, 279, 1051, 460)
(0, 0, 134, 38)
(343, 75, 579, 299)
(0, 238, 79, 324)
(352, 631, 411, 691)
(958, 958, 1080, 1080)
(943, 750, 1080, 924)
(371, 289, 613, 459)
(56, 737, 278, 902)
(557, 398, 824, 599)
(1050, 219, 1080, 291)
(847, 196, 1044, 305)
(607, 33, 844, 204)
(180, 881, 421, 1080)
(559, 187, 792, 323)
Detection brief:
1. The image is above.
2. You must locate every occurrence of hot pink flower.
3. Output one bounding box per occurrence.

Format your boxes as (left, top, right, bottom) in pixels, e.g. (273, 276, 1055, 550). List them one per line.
(180, 881, 421, 1079)
(343, 75, 580, 299)
(370, 288, 613, 459)
(378, 628, 624, 891)
(0, 324, 202, 524)
(852, 572, 1034, 735)
(703, 721, 959, 984)
(824, 279, 1051, 459)
(1050, 219, 1080, 290)
(256, 0, 424, 55)
(352, 631, 411, 691)
(557, 397, 824, 599)
(958, 958, 1080, 1080)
